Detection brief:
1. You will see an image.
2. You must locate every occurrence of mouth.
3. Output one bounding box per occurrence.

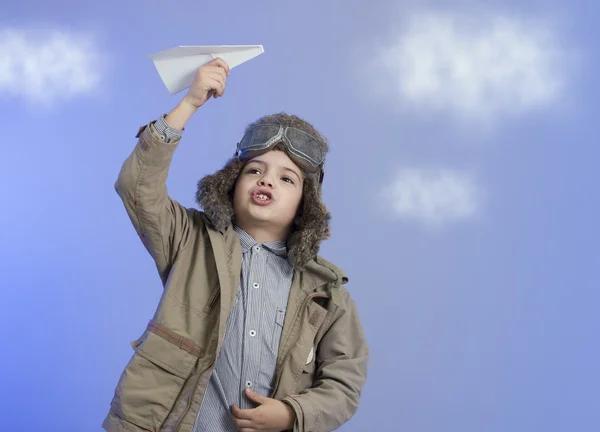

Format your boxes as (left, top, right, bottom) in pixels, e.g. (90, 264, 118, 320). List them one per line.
(251, 189, 273, 206)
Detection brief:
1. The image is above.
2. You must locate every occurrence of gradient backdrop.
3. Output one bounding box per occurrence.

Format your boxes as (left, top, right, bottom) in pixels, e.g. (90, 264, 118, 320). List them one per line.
(1, 0, 599, 431)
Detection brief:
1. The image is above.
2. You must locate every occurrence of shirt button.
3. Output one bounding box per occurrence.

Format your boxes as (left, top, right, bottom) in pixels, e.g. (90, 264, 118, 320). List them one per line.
(245, 381, 252, 388)
(252, 282, 260, 289)
(253, 245, 260, 252)
(249, 330, 257, 337)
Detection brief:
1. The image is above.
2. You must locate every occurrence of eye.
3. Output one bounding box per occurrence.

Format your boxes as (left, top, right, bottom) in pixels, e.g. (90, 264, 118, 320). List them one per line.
(281, 176, 295, 184)
(247, 168, 261, 175)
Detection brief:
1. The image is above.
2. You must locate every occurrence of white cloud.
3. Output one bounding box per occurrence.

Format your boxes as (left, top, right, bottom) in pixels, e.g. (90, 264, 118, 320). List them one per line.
(380, 11, 566, 121)
(382, 168, 480, 226)
(0, 29, 107, 103)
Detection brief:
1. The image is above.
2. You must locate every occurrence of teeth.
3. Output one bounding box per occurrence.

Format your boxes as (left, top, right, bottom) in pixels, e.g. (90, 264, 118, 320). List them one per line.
(256, 193, 269, 201)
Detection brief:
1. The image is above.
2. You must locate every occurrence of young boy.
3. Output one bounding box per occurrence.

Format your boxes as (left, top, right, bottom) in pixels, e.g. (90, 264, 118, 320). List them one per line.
(103, 58, 369, 432)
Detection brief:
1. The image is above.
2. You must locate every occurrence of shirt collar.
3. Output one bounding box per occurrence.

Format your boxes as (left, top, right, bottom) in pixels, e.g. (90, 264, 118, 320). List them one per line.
(233, 225, 288, 258)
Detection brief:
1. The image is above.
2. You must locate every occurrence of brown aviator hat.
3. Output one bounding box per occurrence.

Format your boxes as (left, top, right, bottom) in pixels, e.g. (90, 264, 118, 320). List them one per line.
(196, 113, 331, 269)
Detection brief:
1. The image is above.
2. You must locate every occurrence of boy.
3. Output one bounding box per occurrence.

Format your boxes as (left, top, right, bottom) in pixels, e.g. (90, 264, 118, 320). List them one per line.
(103, 58, 369, 432)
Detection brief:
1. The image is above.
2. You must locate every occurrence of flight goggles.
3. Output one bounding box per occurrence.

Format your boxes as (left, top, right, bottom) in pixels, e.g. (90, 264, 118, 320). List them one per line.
(235, 124, 325, 182)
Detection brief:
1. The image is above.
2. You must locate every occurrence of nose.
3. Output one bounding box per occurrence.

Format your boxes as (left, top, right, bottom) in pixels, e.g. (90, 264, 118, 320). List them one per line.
(258, 174, 274, 188)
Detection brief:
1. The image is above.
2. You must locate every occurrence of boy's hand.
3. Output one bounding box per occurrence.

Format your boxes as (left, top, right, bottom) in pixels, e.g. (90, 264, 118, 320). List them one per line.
(231, 388, 296, 432)
(182, 57, 230, 109)
(166, 58, 229, 129)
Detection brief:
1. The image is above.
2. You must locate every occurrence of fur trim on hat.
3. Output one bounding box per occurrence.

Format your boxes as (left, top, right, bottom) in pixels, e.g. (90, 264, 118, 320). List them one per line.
(196, 113, 331, 269)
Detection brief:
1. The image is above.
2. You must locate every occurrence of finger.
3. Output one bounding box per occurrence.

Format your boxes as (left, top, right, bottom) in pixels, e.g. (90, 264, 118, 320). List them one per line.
(231, 414, 257, 431)
(209, 66, 227, 79)
(208, 74, 225, 97)
(210, 57, 231, 75)
(245, 388, 267, 405)
(205, 67, 227, 84)
(231, 404, 254, 420)
(213, 81, 224, 98)
(205, 77, 225, 97)
(208, 73, 226, 97)
(232, 417, 255, 429)
(217, 57, 231, 75)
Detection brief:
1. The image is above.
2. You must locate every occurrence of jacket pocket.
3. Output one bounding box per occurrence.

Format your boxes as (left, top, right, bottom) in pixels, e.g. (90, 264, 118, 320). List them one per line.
(296, 346, 317, 392)
(113, 322, 201, 431)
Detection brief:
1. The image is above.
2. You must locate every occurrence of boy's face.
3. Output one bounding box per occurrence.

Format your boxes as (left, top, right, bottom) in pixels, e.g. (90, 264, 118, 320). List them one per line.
(233, 149, 304, 239)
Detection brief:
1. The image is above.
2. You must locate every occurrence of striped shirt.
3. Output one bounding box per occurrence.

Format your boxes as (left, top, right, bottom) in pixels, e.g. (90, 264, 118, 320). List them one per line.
(192, 226, 294, 431)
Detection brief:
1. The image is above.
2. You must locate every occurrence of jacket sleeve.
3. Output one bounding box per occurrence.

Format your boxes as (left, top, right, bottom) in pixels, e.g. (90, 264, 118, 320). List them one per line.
(114, 121, 194, 285)
(283, 290, 370, 432)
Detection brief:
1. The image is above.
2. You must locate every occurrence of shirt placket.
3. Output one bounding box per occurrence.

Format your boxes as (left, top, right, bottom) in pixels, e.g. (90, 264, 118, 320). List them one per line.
(240, 244, 265, 408)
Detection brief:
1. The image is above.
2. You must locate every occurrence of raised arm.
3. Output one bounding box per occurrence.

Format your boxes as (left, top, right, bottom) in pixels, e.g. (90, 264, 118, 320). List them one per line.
(114, 58, 230, 284)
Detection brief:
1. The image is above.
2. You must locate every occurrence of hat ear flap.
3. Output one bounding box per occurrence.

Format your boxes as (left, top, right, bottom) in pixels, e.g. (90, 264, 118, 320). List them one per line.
(196, 157, 245, 231)
(286, 174, 331, 269)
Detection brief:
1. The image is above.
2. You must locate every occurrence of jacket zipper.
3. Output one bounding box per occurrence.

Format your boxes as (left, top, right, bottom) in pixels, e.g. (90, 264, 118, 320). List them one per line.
(172, 360, 215, 432)
(272, 291, 329, 395)
(207, 286, 220, 311)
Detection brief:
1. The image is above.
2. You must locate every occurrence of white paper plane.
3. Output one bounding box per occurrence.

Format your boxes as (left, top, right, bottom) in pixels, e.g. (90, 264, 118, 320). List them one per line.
(148, 45, 265, 95)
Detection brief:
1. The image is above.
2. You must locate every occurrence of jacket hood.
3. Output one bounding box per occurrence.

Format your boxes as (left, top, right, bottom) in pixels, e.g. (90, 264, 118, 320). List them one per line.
(196, 113, 331, 269)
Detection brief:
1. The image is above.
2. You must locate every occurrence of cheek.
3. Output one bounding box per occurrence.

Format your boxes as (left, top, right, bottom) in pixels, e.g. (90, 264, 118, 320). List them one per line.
(232, 180, 246, 209)
(285, 190, 303, 217)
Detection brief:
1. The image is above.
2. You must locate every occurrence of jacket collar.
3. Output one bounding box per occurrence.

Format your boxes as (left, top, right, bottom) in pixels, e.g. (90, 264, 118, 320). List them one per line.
(295, 256, 348, 304)
(207, 216, 348, 304)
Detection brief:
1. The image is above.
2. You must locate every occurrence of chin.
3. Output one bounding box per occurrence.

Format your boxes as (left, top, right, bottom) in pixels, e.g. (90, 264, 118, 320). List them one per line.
(247, 208, 277, 224)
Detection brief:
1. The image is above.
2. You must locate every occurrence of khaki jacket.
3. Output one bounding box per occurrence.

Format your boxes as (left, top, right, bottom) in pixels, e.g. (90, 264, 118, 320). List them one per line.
(102, 123, 369, 432)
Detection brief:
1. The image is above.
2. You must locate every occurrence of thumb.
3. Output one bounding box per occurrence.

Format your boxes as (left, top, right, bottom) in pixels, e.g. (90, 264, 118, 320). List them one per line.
(245, 388, 267, 404)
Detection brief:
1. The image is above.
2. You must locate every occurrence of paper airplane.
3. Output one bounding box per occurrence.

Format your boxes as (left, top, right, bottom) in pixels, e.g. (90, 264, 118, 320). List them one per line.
(148, 45, 265, 95)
